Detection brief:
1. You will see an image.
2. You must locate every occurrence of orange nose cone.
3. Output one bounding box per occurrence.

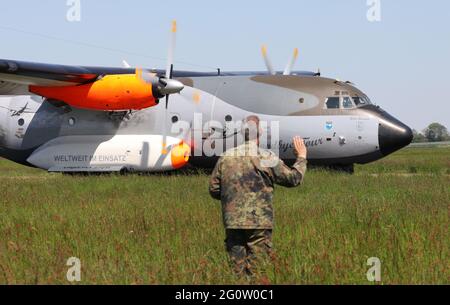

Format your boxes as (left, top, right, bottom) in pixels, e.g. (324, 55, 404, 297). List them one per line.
(170, 141, 190, 169)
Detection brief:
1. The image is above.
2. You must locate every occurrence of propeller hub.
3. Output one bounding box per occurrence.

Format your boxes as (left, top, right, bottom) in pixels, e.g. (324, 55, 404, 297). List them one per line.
(158, 78, 184, 95)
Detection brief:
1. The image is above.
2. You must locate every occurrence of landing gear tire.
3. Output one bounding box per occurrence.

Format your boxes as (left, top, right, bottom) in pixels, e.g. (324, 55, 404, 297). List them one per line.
(119, 167, 130, 175)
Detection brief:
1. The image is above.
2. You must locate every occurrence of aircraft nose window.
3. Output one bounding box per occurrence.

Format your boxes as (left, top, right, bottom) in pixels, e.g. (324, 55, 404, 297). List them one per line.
(326, 97, 340, 109)
(18, 118, 25, 126)
(342, 97, 355, 109)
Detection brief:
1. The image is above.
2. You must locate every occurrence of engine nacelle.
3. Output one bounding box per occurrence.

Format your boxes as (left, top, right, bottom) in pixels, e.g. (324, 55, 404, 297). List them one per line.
(26, 135, 190, 172)
(29, 73, 162, 111)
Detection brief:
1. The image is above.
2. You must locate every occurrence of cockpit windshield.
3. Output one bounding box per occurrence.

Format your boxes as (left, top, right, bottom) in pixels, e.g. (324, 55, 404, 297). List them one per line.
(342, 96, 354, 109)
(352, 95, 372, 106)
(325, 92, 373, 110)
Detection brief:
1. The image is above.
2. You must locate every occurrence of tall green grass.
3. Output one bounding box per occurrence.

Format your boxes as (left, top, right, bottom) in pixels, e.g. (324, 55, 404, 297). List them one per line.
(0, 148, 448, 284)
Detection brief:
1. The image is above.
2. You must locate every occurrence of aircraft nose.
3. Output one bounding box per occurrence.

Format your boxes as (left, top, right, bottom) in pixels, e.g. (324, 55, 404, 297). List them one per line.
(378, 113, 413, 156)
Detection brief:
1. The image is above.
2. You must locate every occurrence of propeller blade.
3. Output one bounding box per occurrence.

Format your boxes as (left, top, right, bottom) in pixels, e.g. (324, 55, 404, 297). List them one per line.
(169, 63, 174, 80)
(135, 67, 143, 80)
(122, 60, 131, 68)
(161, 93, 169, 154)
(166, 20, 177, 79)
(162, 21, 177, 155)
(283, 48, 299, 75)
(261, 45, 276, 75)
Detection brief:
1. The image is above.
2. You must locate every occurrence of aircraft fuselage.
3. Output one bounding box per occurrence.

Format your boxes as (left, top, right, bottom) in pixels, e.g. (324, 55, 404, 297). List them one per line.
(0, 74, 413, 172)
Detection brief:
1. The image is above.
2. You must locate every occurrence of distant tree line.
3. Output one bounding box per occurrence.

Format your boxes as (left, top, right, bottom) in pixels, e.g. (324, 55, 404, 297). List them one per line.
(412, 123, 450, 143)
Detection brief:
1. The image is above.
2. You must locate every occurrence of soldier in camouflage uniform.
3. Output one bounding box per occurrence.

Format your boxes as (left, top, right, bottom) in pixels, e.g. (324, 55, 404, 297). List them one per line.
(209, 115, 307, 277)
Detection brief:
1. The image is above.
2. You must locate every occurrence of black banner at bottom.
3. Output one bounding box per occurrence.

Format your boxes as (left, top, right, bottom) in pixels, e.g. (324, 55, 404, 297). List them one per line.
(0, 285, 443, 304)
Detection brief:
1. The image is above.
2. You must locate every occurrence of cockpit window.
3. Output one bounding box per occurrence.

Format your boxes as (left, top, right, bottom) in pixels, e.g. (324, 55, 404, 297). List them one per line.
(326, 94, 370, 109)
(353, 95, 372, 106)
(326, 97, 340, 109)
(342, 96, 354, 109)
(353, 97, 362, 105)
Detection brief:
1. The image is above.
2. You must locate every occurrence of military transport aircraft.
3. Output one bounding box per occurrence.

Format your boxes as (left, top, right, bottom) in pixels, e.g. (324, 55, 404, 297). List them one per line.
(0, 22, 413, 173)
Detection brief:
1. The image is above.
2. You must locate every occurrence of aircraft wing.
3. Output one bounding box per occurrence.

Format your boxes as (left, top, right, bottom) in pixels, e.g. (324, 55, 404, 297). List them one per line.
(0, 58, 229, 96)
(0, 59, 137, 94)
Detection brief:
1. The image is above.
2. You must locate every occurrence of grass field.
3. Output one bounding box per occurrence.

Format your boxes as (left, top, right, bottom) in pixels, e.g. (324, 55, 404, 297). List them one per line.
(0, 147, 448, 284)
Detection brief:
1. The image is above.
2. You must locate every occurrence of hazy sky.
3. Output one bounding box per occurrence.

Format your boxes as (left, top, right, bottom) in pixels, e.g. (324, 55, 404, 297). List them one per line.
(0, 0, 449, 130)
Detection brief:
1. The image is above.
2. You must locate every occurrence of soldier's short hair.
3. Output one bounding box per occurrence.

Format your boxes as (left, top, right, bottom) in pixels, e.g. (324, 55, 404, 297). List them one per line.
(242, 115, 260, 141)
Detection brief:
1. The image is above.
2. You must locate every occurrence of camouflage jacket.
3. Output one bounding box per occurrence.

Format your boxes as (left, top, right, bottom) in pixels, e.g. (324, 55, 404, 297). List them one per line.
(209, 141, 307, 229)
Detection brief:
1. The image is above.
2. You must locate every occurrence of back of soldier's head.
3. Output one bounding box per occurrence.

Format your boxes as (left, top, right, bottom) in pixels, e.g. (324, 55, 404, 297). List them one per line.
(242, 115, 260, 142)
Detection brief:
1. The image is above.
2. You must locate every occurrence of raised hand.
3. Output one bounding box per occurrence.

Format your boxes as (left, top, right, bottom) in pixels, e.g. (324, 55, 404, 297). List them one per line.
(293, 136, 307, 159)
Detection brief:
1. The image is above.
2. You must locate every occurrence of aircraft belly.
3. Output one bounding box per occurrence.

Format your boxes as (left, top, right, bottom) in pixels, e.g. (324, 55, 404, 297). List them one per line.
(26, 135, 184, 172)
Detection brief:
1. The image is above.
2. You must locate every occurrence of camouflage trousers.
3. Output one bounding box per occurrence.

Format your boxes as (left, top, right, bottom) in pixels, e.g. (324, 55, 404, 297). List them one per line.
(225, 229, 273, 277)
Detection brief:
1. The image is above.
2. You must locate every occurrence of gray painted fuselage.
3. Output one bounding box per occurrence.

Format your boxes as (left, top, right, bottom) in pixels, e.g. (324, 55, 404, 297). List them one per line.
(0, 74, 412, 171)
